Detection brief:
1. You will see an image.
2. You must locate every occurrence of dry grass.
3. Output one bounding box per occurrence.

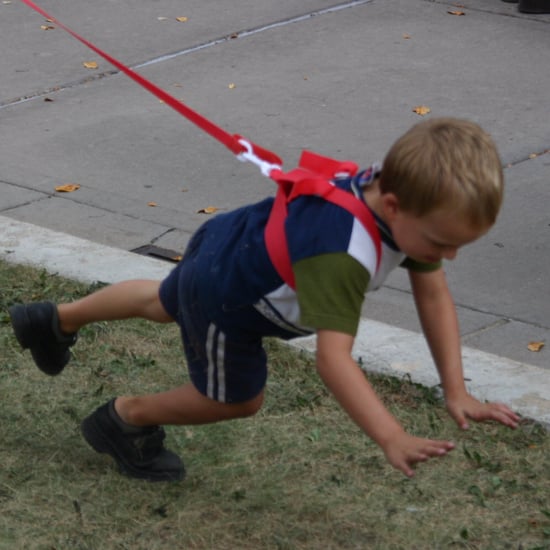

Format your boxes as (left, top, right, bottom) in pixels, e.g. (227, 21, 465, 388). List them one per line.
(1, 260, 549, 550)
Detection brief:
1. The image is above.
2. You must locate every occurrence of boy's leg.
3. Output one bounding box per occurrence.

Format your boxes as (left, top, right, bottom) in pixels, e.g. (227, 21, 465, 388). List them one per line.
(58, 279, 172, 333)
(9, 279, 171, 375)
(115, 383, 265, 426)
(81, 383, 264, 482)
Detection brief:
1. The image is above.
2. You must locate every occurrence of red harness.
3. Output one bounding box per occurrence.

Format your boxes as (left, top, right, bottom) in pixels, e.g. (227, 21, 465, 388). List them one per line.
(20, 0, 382, 288)
(266, 151, 382, 289)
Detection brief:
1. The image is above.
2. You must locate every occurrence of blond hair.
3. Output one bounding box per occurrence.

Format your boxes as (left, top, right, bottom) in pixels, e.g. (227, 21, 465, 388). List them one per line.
(379, 118, 504, 228)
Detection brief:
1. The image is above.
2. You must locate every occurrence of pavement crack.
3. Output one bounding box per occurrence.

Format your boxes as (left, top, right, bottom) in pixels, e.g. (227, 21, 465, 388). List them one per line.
(462, 318, 510, 339)
(149, 228, 177, 245)
(0, 70, 119, 109)
(504, 149, 550, 168)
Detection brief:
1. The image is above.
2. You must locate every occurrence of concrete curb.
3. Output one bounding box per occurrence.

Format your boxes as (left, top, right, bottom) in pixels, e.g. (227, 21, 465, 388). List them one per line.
(1, 214, 549, 427)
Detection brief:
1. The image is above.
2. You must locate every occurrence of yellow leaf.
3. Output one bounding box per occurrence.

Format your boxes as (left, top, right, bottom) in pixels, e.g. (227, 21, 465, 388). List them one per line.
(83, 61, 98, 69)
(529, 153, 538, 159)
(40, 24, 55, 30)
(412, 105, 431, 116)
(527, 341, 545, 352)
(402, 33, 411, 39)
(55, 184, 80, 193)
(171, 255, 183, 262)
(228, 83, 236, 89)
(147, 202, 158, 207)
(176, 16, 188, 22)
(197, 206, 219, 214)
(448, 10, 465, 15)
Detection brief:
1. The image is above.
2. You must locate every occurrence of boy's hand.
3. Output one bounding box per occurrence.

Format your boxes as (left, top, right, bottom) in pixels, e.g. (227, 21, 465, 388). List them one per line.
(381, 430, 455, 478)
(445, 392, 520, 430)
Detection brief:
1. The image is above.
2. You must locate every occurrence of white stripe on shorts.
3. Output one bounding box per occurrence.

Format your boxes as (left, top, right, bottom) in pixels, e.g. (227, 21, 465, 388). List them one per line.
(206, 324, 227, 402)
(216, 331, 226, 402)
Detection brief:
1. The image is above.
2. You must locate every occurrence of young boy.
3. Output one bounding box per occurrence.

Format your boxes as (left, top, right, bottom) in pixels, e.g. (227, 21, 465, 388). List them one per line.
(9, 117, 520, 482)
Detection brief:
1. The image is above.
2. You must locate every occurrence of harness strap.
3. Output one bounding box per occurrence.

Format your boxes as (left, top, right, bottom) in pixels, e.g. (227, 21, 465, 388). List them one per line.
(266, 151, 382, 289)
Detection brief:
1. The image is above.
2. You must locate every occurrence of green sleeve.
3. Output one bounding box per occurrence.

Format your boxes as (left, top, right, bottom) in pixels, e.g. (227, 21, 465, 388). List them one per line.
(293, 253, 370, 336)
(401, 257, 442, 272)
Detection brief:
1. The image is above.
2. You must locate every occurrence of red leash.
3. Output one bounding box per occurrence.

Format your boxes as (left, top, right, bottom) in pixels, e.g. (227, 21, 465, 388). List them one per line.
(20, 0, 381, 286)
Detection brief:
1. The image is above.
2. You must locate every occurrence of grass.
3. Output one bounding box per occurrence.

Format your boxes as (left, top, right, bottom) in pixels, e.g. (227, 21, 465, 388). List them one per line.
(0, 259, 549, 550)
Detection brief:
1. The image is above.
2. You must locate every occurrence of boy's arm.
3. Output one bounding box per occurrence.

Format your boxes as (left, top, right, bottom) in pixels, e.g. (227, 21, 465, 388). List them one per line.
(408, 268, 519, 429)
(316, 329, 455, 477)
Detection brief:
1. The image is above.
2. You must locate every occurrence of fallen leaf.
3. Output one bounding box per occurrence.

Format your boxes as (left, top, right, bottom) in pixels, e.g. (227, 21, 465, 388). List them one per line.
(157, 16, 168, 21)
(44, 97, 54, 102)
(230, 32, 239, 39)
(228, 83, 236, 89)
(147, 202, 158, 207)
(40, 24, 55, 30)
(171, 255, 183, 262)
(527, 341, 545, 352)
(412, 105, 431, 116)
(448, 10, 465, 15)
(529, 153, 538, 159)
(55, 183, 80, 193)
(402, 33, 411, 39)
(83, 61, 98, 69)
(197, 206, 219, 214)
(175, 16, 188, 22)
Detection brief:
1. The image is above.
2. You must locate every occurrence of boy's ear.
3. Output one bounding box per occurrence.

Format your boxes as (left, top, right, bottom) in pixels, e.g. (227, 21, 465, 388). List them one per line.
(381, 193, 401, 221)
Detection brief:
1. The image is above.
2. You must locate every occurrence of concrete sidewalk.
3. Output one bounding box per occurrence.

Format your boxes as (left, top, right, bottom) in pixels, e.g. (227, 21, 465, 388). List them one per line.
(1, 1, 549, 420)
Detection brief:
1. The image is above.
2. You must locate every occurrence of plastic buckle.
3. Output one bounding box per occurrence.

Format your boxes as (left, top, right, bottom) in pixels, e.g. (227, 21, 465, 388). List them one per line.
(236, 139, 282, 177)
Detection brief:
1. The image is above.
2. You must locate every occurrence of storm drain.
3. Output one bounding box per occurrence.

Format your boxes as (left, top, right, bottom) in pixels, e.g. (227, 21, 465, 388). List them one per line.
(131, 244, 183, 263)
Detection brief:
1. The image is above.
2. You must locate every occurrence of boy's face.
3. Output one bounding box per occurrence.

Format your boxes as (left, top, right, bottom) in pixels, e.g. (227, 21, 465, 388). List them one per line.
(383, 197, 489, 264)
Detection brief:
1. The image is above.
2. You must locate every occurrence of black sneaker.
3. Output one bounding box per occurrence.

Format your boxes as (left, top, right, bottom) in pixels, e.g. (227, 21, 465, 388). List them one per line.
(81, 400, 185, 482)
(8, 302, 78, 376)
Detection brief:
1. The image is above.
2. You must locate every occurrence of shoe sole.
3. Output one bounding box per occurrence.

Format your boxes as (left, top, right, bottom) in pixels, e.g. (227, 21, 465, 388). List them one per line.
(81, 415, 184, 482)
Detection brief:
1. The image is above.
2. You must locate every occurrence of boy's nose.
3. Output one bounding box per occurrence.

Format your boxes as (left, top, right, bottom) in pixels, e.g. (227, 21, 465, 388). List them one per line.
(443, 247, 458, 260)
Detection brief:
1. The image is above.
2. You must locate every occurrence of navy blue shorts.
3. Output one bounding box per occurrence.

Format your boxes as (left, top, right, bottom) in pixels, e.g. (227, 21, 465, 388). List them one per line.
(159, 228, 269, 404)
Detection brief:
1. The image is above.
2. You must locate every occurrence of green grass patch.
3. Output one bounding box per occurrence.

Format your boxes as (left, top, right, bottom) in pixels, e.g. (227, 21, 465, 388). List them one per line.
(1, 260, 549, 549)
